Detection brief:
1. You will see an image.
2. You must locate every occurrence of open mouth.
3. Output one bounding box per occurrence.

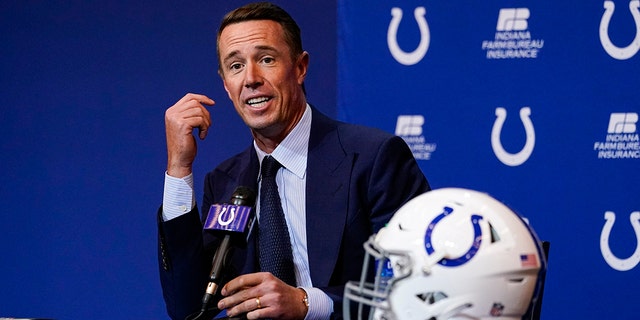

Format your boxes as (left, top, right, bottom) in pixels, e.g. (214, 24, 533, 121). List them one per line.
(246, 96, 272, 108)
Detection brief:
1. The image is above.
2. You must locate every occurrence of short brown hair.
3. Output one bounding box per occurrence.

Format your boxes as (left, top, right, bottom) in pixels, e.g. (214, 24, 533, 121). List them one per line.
(216, 2, 303, 75)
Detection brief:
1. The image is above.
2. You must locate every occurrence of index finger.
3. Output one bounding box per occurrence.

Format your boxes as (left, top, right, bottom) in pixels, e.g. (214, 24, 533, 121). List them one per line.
(221, 273, 268, 296)
(177, 92, 215, 107)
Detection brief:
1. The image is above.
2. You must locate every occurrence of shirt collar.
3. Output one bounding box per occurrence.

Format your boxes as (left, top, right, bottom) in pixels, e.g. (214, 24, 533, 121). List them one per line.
(254, 104, 311, 179)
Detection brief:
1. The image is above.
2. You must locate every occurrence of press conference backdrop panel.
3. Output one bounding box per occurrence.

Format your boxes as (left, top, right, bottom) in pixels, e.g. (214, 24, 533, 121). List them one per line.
(338, 1, 639, 319)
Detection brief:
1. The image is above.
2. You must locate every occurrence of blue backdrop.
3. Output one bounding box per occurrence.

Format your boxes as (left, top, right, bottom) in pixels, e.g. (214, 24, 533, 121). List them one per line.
(0, 1, 335, 319)
(338, 1, 639, 319)
(1, 0, 639, 319)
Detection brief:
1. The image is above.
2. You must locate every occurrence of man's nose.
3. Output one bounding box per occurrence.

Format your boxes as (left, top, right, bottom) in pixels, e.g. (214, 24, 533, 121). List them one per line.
(243, 62, 263, 89)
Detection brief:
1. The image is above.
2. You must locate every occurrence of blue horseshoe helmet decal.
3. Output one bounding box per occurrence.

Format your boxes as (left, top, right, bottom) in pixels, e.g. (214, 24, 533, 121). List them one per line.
(424, 207, 484, 267)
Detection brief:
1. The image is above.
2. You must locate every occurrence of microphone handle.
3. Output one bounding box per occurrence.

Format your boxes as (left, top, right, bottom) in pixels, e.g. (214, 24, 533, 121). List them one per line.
(201, 234, 231, 310)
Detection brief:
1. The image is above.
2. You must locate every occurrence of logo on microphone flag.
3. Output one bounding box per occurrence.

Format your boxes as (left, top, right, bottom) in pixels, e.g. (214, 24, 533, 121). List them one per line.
(204, 204, 252, 232)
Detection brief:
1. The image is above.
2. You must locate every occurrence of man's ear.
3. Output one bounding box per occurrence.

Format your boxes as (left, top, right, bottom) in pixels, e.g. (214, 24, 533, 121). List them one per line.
(296, 51, 310, 85)
(221, 77, 232, 100)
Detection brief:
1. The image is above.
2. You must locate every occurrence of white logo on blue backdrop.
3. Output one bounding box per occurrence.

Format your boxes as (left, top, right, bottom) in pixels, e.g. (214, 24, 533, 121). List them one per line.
(481, 8, 544, 59)
(600, 211, 640, 271)
(396, 115, 437, 160)
(491, 107, 536, 166)
(593, 112, 640, 159)
(497, 7, 530, 31)
(387, 7, 430, 65)
(599, 0, 640, 60)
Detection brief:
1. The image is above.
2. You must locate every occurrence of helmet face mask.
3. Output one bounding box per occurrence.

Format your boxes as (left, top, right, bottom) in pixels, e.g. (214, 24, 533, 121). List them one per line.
(344, 188, 546, 320)
(345, 237, 414, 319)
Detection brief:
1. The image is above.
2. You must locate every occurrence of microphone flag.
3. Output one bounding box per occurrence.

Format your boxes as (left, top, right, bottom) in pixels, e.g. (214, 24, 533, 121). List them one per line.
(204, 204, 253, 233)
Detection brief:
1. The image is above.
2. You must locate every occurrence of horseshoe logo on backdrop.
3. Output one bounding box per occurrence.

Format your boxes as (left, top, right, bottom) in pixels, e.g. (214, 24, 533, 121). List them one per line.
(387, 7, 430, 65)
(491, 107, 536, 166)
(599, 0, 640, 60)
(424, 207, 483, 267)
(600, 211, 640, 271)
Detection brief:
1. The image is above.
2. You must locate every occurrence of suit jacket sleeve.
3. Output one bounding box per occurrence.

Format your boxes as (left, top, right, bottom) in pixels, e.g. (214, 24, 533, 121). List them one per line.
(157, 206, 209, 320)
(157, 171, 220, 320)
(157, 148, 259, 320)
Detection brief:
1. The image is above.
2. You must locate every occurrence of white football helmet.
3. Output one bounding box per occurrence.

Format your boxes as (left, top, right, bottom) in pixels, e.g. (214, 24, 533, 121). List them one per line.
(344, 188, 545, 320)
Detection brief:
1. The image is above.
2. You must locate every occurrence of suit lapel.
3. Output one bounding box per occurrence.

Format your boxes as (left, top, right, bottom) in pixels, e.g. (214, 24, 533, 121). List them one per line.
(306, 109, 353, 286)
(224, 109, 354, 286)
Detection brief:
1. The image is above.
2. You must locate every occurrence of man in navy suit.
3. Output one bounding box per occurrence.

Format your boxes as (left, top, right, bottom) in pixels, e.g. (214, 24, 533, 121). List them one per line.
(158, 2, 430, 319)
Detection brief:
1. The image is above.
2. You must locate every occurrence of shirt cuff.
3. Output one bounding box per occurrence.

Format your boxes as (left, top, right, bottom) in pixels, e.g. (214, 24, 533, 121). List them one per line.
(162, 172, 196, 221)
(301, 287, 333, 320)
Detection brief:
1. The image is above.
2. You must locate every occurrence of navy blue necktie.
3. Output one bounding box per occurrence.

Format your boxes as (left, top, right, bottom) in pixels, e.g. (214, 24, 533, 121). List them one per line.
(258, 156, 297, 286)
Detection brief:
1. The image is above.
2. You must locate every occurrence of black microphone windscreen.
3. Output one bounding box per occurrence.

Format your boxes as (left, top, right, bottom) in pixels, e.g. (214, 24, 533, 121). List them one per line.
(230, 186, 256, 206)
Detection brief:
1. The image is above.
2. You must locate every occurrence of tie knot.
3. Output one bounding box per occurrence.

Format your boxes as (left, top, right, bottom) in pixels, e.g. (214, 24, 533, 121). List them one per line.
(261, 156, 282, 179)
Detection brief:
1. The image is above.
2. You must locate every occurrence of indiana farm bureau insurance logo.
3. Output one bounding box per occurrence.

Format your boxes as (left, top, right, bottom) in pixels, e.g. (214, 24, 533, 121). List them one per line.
(395, 115, 437, 160)
(481, 8, 545, 59)
(594, 113, 640, 159)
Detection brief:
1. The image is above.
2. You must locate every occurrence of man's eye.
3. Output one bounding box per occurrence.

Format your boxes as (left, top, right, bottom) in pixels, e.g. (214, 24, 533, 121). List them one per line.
(229, 63, 243, 71)
(262, 57, 274, 64)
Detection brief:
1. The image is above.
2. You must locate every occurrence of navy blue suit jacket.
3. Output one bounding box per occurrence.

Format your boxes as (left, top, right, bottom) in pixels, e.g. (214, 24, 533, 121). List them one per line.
(158, 108, 430, 320)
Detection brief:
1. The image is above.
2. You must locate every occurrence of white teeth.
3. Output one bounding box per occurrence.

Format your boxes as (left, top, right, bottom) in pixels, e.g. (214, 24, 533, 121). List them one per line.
(247, 97, 270, 105)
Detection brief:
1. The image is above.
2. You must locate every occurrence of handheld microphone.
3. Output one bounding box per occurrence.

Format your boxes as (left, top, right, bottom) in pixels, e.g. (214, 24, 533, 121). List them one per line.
(199, 186, 256, 315)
